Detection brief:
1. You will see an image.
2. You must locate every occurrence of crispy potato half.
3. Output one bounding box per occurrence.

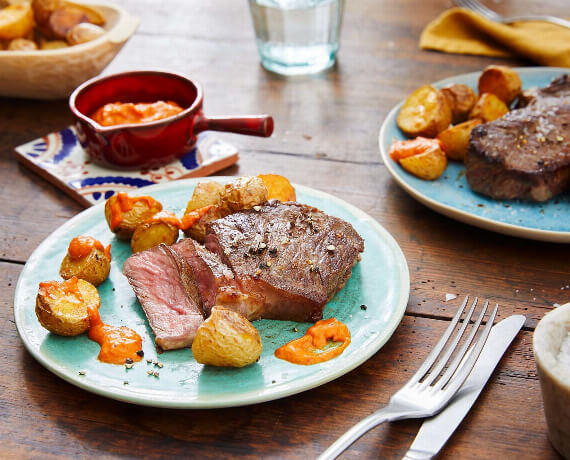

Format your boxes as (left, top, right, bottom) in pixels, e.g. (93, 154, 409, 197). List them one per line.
(66, 22, 104, 45)
(469, 93, 509, 123)
(131, 211, 180, 253)
(60, 236, 111, 286)
(437, 119, 482, 162)
(258, 174, 296, 202)
(35, 277, 100, 336)
(389, 136, 441, 161)
(7, 37, 37, 50)
(0, 2, 34, 40)
(441, 84, 478, 124)
(192, 306, 262, 367)
(398, 143, 447, 180)
(478, 65, 522, 105)
(181, 205, 224, 243)
(220, 176, 268, 213)
(397, 85, 452, 138)
(185, 180, 224, 214)
(104, 193, 163, 240)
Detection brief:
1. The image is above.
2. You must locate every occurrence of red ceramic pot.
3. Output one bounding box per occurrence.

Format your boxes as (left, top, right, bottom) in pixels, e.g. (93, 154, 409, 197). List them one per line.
(69, 70, 274, 169)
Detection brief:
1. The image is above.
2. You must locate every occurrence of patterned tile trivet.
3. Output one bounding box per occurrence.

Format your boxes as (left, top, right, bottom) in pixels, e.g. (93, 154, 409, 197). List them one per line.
(15, 126, 239, 207)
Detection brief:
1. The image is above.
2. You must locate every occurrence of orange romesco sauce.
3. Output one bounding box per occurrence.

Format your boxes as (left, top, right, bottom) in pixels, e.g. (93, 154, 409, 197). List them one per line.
(91, 100, 184, 127)
(146, 210, 181, 228)
(39, 277, 83, 303)
(68, 236, 111, 260)
(388, 137, 441, 161)
(87, 305, 143, 365)
(179, 205, 215, 230)
(109, 192, 159, 230)
(275, 318, 351, 365)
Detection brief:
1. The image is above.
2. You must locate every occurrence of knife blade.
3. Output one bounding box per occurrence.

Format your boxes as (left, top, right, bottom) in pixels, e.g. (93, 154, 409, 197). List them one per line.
(402, 314, 526, 460)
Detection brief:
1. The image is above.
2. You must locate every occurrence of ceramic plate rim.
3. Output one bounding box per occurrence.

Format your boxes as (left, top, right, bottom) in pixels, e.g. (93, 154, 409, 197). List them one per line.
(378, 67, 570, 243)
(14, 178, 410, 408)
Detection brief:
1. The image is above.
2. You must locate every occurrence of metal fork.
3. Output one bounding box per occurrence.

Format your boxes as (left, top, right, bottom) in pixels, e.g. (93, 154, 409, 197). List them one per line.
(318, 296, 498, 460)
(455, 0, 570, 29)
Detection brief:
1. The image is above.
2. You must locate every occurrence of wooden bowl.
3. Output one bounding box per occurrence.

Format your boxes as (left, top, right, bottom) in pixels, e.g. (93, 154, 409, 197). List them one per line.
(0, 1, 138, 100)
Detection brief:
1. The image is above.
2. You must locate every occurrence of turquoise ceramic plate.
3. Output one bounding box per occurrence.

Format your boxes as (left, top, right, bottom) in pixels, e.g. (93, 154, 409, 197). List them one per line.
(14, 179, 409, 408)
(379, 67, 570, 243)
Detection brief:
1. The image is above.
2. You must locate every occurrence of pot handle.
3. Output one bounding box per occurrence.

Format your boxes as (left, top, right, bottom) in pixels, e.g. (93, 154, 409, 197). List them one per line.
(194, 115, 274, 137)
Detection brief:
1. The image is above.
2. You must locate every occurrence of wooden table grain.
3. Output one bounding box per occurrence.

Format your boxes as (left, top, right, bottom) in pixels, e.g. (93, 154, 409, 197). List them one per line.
(1, 0, 569, 458)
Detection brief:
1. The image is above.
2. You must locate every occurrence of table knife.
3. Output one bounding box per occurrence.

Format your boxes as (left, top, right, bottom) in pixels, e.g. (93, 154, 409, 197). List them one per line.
(402, 314, 526, 460)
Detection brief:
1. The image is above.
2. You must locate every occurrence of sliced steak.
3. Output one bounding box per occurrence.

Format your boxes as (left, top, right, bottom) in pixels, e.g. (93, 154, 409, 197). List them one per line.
(172, 238, 264, 318)
(466, 74, 570, 202)
(122, 243, 204, 350)
(205, 201, 364, 322)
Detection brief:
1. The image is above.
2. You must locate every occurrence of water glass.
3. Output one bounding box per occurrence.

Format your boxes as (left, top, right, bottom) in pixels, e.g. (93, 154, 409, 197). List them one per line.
(248, 0, 344, 76)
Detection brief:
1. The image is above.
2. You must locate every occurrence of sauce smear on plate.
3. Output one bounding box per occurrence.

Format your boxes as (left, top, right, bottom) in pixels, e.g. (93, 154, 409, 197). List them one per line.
(87, 306, 143, 365)
(275, 318, 350, 365)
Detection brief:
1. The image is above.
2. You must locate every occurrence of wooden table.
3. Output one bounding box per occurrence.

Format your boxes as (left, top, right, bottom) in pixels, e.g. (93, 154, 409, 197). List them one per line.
(2, 0, 569, 458)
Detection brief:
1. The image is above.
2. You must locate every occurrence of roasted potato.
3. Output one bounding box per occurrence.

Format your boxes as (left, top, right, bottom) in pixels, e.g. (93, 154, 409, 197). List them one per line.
(39, 39, 68, 49)
(397, 85, 452, 138)
(398, 143, 447, 180)
(441, 84, 478, 124)
(59, 236, 111, 286)
(32, 0, 63, 26)
(47, 5, 88, 39)
(182, 205, 224, 243)
(478, 65, 522, 105)
(258, 174, 296, 202)
(104, 193, 163, 240)
(0, 2, 34, 40)
(220, 176, 268, 213)
(192, 306, 262, 367)
(389, 136, 441, 161)
(35, 277, 100, 336)
(7, 37, 37, 50)
(66, 21, 104, 45)
(469, 93, 509, 123)
(131, 211, 180, 253)
(185, 180, 224, 214)
(65, 1, 104, 25)
(437, 119, 482, 162)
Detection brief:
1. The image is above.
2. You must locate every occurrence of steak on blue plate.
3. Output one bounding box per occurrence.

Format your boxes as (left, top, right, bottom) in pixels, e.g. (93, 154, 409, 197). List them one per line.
(465, 74, 570, 202)
(205, 201, 364, 322)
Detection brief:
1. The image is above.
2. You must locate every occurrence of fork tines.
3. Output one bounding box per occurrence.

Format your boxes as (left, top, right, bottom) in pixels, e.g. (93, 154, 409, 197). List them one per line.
(412, 296, 498, 390)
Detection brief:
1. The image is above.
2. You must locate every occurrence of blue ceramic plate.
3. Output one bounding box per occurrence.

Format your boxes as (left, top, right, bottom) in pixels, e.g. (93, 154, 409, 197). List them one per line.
(379, 67, 570, 243)
(14, 179, 409, 408)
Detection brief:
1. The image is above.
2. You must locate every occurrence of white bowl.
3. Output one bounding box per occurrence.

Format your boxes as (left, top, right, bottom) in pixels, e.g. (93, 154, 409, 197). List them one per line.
(0, 1, 138, 100)
(533, 303, 570, 459)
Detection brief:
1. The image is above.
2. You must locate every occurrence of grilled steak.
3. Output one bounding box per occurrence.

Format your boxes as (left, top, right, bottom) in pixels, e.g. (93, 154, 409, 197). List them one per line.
(465, 74, 570, 202)
(171, 238, 262, 319)
(122, 244, 204, 350)
(517, 74, 570, 107)
(205, 201, 364, 322)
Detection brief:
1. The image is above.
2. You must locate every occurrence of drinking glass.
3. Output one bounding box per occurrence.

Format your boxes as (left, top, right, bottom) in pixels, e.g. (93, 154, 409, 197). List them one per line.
(248, 0, 344, 76)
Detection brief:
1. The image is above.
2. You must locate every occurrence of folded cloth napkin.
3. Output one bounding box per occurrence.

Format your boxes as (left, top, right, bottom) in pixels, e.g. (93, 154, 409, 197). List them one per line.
(420, 7, 570, 67)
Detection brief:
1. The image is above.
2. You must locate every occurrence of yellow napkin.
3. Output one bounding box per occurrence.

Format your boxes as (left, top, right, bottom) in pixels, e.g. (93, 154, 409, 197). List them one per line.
(420, 8, 570, 67)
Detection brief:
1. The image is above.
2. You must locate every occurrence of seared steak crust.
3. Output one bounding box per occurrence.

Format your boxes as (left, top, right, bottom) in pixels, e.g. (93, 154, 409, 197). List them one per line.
(466, 75, 570, 202)
(205, 201, 364, 322)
